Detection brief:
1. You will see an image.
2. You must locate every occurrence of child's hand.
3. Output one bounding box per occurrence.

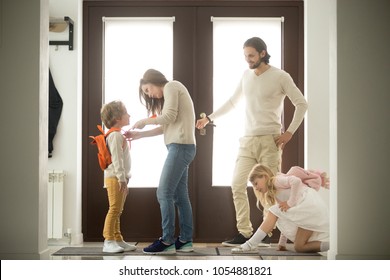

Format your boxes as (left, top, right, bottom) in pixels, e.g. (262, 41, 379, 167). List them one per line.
(277, 245, 287, 251)
(278, 201, 290, 212)
(119, 182, 128, 193)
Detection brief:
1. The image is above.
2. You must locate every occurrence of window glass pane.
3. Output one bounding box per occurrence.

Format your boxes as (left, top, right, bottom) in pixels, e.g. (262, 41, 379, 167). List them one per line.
(103, 17, 174, 187)
(212, 17, 282, 186)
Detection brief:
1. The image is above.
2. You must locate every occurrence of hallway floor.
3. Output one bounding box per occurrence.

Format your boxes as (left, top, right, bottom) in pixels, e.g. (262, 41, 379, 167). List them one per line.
(48, 242, 327, 260)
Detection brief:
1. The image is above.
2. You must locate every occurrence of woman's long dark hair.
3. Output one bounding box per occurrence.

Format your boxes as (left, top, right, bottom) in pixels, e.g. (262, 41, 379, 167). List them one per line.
(139, 69, 168, 116)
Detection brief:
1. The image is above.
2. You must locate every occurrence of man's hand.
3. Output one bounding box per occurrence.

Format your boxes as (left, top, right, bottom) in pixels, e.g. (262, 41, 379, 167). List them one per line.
(275, 131, 292, 149)
(195, 117, 209, 129)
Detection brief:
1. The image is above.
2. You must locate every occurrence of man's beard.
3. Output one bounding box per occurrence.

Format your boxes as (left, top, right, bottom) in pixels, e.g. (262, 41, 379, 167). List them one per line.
(249, 58, 262, 69)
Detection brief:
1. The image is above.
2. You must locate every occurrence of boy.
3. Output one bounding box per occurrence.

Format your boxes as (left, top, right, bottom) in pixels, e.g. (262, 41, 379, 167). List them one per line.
(100, 100, 136, 253)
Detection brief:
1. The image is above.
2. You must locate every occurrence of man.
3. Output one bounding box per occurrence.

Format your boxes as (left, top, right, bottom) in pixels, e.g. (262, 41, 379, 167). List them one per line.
(196, 37, 308, 246)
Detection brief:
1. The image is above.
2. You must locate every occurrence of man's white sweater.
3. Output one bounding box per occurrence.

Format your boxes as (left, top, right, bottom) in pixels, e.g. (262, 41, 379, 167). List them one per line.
(210, 66, 308, 136)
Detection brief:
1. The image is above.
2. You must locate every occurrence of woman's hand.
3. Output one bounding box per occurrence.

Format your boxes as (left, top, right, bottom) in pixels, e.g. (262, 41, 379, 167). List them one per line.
(132, 119, 147, 130)
(124, 130, 142, 141)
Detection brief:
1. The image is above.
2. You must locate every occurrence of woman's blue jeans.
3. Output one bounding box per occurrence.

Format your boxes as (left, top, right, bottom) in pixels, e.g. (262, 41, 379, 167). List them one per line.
(157, 143, 196, 244)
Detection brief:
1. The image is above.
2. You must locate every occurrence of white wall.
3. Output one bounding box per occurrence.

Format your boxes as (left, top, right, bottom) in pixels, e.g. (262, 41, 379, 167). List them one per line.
(48, 0, 83, 244)
(305, 0, 335, 255)
(304, 0, 331, 207)
(305, 0, 331, 172)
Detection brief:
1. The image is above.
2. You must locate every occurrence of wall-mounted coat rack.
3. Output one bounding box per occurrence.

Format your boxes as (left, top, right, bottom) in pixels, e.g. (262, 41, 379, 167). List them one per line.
(49, 16, 74, 51)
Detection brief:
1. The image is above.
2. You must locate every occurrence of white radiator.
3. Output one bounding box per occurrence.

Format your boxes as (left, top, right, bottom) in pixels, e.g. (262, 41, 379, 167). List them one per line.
(48, 170, 65, 239)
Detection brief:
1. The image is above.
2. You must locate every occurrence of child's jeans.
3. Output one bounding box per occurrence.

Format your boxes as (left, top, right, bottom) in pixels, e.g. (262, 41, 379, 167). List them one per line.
(103, 177, 127, 241)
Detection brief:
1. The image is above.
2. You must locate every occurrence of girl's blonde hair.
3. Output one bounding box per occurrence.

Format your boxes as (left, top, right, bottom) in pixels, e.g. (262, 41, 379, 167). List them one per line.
(248, 164, 277, 212)
(100, 100, 127, 129)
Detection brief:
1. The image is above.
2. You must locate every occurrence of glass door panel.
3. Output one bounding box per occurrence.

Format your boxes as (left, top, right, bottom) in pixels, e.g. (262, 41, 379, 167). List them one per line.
(212, 17, 282, 186)
(103, 17, 174, 187)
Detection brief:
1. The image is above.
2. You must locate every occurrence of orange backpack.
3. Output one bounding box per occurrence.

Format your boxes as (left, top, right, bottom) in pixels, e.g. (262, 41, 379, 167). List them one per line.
(89, 125, 121, 171)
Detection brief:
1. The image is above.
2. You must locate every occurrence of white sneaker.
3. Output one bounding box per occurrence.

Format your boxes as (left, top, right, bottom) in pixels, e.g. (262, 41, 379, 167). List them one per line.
(117, 240, 137, 252)
(231, 246, 258, 254)
(103, 240, 124, 253)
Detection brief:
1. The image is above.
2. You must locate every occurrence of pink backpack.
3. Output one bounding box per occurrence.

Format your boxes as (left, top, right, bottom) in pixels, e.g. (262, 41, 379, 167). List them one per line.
(286, 166, 330, 190)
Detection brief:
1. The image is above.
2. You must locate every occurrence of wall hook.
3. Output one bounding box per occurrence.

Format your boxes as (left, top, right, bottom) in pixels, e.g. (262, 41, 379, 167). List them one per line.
(49, 16, 74, 51)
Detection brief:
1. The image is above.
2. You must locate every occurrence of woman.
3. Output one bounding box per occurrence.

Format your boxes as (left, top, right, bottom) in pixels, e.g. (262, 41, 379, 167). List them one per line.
(232, 164, 329, 253)
(125, 69, 196, 255)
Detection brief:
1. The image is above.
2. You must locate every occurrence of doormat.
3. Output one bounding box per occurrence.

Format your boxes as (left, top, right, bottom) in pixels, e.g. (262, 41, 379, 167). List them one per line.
(52, 246, 280, 257)
(217, 247, 321, 256)
(52, 246, 220, 256)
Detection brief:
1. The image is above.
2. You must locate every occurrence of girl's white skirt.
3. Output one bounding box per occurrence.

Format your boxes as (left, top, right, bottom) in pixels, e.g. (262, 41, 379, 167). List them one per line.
(269, 187, 329, 242)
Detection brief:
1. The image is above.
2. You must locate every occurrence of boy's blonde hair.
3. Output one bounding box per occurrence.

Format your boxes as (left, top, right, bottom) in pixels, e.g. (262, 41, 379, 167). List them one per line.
(100, 100, 127, 129)
(248, 164, 277, 213)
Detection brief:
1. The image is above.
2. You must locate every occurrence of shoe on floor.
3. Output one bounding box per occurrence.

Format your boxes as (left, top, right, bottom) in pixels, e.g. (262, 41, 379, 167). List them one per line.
(143, 238, 175, 255)
(221, 233, 251, 247)
(257, 242, 271, 247)
(103, 240, 124, 253)
(231, 246, 258, 254)
(175, 237, 194, 252)
(117, 240, 137, 252)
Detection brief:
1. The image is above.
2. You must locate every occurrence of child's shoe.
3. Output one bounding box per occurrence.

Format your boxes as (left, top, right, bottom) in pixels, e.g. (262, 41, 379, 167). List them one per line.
(143, 238, 175, 255)
(103, 240, 124, 253)
(231, 242, 258, 254)
(175, 237, 194, 252)
(117, 240, 137, 252)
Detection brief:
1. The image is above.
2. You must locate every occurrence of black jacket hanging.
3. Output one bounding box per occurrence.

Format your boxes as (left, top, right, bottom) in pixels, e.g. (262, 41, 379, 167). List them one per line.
(48, 69, 63, 157)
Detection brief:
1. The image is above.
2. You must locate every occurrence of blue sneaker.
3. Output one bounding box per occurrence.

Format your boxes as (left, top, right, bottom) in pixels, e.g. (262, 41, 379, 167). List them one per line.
(143, 238, 175, 255)
(175, 237, 194, 252)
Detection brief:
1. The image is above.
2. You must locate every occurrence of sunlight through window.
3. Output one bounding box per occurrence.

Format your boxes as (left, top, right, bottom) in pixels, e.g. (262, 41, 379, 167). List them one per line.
(103, 17, 174, 187)
(212, 17, 282, 186)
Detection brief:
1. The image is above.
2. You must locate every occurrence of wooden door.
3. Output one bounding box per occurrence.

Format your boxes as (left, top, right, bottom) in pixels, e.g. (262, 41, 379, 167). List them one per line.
(82, 0, 303, 242)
